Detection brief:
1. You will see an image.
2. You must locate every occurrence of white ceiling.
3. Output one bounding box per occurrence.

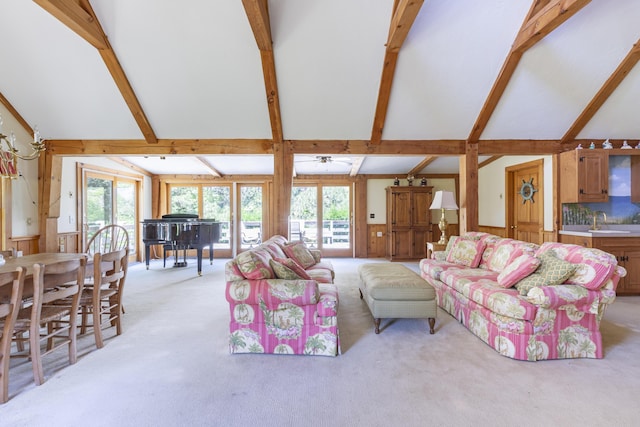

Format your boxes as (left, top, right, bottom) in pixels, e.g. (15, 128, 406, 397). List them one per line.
(1, 0, 639, 176)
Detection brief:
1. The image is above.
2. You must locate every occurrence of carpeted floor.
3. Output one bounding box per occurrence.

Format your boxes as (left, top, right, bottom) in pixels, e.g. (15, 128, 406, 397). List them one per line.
(1, 258, 639, 427)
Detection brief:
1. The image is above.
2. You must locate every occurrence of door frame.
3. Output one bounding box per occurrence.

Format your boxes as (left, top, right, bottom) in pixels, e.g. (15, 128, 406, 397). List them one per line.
(505, 159, 544, 242)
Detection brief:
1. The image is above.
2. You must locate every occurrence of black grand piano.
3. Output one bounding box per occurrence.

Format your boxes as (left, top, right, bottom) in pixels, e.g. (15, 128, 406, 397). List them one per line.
(142, 214, 221, 275)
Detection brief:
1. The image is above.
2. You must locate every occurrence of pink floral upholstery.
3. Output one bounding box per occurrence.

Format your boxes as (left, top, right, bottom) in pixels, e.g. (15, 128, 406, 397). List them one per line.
(225, 235, 339, 356)
(446, 237, 486, 267)
(496, 253, 540, 288)
(420, 233, 626, 361)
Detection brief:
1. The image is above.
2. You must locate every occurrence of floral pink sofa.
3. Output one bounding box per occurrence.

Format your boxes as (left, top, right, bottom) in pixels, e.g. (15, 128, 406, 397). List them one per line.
(225, 235, 339, 356)
(419, 232, 626, 361)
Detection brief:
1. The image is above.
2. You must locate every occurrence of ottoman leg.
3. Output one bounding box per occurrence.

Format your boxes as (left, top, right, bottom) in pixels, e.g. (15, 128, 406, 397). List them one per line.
(428, 318, 435, 334)
(374, 318, 381, 334)
(359, 289, 363, 299)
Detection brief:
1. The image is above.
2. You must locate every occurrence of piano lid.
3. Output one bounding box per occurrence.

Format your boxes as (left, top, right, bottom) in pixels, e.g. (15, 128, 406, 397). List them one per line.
(162, 213, 198, 220)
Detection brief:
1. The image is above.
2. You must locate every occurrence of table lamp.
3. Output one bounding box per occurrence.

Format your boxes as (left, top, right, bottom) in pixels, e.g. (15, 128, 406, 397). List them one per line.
(429, 190, 458, 245)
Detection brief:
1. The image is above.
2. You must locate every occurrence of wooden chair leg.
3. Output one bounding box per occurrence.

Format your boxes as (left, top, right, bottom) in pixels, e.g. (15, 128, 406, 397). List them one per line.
(30, 323, 44, 386)
(69, 313, 78, 364)
(93, 304, 104, 349)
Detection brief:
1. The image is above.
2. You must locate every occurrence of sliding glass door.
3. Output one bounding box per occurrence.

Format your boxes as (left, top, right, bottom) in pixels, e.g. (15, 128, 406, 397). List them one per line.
(291, 183, 352, 256)
(84, 172, 137, 256)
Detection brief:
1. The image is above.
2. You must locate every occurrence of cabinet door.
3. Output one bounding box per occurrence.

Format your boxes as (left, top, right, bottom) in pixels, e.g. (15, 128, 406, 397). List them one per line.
(391, 229, 412, 258)
(390, 192, 411, 227)
(619, 250, 640, 295)
(412, 191, 432, 227)
(578, 151, 608, 202)
(412, 229, 431, 258)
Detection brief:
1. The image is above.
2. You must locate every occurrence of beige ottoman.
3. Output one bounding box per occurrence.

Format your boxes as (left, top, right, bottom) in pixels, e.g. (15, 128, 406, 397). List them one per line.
(358, 263, 436, 334)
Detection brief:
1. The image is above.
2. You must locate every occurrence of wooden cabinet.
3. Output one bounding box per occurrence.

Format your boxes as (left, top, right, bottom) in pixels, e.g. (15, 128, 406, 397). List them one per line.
(559, 150, 609, 203)
(559, 234, 640, 295)
(386, 186, 432, 260)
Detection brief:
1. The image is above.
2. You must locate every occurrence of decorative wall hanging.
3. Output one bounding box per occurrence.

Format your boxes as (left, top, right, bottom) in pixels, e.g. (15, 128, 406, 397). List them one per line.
(519, 178, 537, 204)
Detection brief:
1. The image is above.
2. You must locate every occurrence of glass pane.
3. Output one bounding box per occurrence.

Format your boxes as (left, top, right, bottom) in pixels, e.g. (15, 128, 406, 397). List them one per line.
(203, 186, 231, 250)
(86, 176, 113, 243)
(323, 186, 350, 249)
(291, 186, 317, 247)
(240, 186, 262, 249)
(116, 180, 136, 253)
(170, 186, 198, 214)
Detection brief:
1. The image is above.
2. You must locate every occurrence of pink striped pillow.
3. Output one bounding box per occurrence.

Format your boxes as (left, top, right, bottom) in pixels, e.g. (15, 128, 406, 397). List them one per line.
(497, 253, 541, 288)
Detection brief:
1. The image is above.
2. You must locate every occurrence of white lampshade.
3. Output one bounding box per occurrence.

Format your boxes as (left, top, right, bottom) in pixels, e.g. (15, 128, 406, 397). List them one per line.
(429, 191, 458, 210)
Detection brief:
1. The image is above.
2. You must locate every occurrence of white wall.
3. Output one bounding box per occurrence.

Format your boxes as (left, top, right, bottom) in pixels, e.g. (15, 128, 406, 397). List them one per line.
(478, 155, 553, 231)
(366, 177, 459, 225)
(58, 157, 151, 233)
(1, 104, 40, 237)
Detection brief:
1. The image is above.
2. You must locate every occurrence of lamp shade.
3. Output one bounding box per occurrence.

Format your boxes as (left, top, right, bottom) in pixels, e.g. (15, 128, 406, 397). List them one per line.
(429, 191, 458, 210)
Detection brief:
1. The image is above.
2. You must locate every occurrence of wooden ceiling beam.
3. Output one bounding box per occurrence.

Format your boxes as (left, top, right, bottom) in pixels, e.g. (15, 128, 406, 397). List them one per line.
(0, 91, 33, 135)
(242, 0, 283, 143)
(387, 0, 425, 52)
(242, 0, 272, 51)
(47, 138, 567, 156)
(47, 139, 273, 156)
(562, 39, 640, 143)
(371, 0, 424, 144)
(468, 0, 591, 142)
(512, 0, 591, 54)
(349, 157, 365, 177)
(33, 0, 108, 49)
(478, 155, 502, 168)
(107, 157, 152, 177)
(195, 157, 222, 177)
(408, 155, 436, 176)
(35, 0, 158, 144)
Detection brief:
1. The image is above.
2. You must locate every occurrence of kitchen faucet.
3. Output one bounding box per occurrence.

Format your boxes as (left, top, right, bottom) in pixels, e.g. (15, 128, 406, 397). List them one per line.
(592, 211, 607, 230)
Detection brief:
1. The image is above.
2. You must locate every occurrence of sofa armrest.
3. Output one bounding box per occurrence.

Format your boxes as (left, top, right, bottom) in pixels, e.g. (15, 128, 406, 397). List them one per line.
(524, 279, 617, 313)
(226, 278, 320, 308)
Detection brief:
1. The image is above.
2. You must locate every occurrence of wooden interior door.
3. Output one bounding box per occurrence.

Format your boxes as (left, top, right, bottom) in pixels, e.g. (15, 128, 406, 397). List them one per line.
(507, 160, 544, 245)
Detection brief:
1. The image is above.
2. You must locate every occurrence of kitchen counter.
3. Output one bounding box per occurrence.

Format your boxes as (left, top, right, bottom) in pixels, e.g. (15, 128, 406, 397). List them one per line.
(560, 226, 640, 238)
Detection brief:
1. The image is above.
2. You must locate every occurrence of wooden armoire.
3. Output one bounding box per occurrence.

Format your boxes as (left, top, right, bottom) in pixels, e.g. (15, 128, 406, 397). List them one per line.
(386, 186, 433, 260)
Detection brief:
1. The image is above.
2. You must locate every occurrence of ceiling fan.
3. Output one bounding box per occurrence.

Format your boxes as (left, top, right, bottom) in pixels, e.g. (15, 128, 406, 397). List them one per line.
(295, 155, 353, 166)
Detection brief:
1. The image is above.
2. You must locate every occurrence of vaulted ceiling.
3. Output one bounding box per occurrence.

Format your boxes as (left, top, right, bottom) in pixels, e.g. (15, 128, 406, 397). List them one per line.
(1, 0, 639, 177)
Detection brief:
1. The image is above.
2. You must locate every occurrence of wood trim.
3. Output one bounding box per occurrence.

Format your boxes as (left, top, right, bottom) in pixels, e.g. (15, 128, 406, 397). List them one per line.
(408, 156, 437, 176)
(260, 50, 284, 143)
(371, 0, 424, 144)
(371, 51, 399, 145)
(34, 0, 108, 49)
(194, 157, 222, 177)
(241, 0, 272, 51)
(512, 0, 591, 53)
(107, 157, 153, 177)
(459, 144, 479, 233)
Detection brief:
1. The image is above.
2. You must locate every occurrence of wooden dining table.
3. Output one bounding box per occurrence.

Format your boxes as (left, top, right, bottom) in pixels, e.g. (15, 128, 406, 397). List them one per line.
(0, 253, 87, 300)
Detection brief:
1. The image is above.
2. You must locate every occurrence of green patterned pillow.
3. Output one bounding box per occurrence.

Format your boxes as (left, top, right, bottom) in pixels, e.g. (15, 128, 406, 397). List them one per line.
(514, 250, 577, 296)
(269, 259, 302, 280)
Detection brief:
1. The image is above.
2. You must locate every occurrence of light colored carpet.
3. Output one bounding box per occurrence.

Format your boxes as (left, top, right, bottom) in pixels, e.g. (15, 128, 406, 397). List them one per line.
(1, 258, 639, 427)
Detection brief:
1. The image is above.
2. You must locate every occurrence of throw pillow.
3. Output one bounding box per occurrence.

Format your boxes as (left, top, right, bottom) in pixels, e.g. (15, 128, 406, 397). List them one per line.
(496, 253, 541, 288)
(235, 249, 275, 280)
(282, 241, 317, 269)
(514, 250, 577, 296)
(274, 257, 312, 280)
(269, 259, 302, 280)
(446, 236, 486, 268)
